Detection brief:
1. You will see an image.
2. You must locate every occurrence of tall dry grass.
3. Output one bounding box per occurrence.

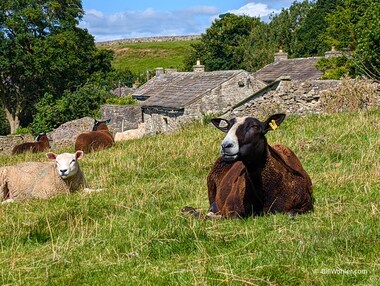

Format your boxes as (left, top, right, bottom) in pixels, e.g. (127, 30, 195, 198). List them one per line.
(320, 77, 380, 113)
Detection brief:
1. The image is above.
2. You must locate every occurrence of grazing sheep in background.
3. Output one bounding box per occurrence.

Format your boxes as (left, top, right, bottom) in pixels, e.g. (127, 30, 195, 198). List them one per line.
(115, 123, 146, 142)
(0, 151, 87, 202)
(206, 113, 313, 218)
(75, 119, 114, 153)
(12, 133, 51, 154)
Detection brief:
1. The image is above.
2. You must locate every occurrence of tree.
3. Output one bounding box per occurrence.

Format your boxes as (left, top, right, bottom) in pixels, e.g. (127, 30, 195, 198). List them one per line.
(354, 1, 380, 80)
(294, 0, 341, 57)
(318, 0, 380, 79)
(324, 0, 373, 51)
(0, 0, 110, 133)
(0, 103, 10, 135)
(241, 21, 276, 72)
(269, 1, 314, 56)
(183, 13, 257, 71)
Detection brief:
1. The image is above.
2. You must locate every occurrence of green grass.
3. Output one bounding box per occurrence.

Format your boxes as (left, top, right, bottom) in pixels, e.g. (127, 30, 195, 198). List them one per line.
(101, 41, 198, 76)
(1, 109, 379, 285)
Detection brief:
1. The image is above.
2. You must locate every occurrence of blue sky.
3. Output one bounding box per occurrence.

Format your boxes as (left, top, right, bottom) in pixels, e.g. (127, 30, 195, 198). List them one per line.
(80, 1, 294, 42)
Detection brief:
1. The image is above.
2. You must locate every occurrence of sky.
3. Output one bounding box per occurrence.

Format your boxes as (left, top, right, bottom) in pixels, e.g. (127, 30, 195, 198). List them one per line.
(79, 1, 294, 42)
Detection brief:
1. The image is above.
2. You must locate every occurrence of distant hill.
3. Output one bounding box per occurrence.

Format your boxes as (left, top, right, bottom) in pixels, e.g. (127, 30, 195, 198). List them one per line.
(97, 35, 201, 76)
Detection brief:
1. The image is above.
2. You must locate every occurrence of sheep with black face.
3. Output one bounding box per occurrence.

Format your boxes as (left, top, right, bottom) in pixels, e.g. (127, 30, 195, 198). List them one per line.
(207, 113, 313, 218)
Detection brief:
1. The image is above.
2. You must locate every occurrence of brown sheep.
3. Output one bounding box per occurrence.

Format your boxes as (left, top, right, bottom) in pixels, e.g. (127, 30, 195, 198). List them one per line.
(206, 113, 313, 218)
(12, 133, 51, 155)
(75, 119, 114, 153)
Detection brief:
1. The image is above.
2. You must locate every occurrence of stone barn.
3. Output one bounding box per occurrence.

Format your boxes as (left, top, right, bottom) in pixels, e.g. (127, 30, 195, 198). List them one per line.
(133, 65, 266, 134)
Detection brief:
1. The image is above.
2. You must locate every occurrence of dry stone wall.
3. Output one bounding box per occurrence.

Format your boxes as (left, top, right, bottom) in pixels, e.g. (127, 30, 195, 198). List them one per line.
(100, 105, 142, 133)
(0, 134, 33, 155)
(48, 117, 94, 150)
(96, 35, 201, 47)
(227, 79, 342, 118)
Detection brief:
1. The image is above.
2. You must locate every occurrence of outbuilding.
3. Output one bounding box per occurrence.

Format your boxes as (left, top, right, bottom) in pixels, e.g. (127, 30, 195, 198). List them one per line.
(133, 63, 266, 134)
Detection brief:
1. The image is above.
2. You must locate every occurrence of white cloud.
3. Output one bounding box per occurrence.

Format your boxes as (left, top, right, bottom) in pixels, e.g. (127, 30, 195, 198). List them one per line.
(86, 9, 103, 18)
(228, 3, 279, 18)
(79, 3, 286, 42)
(79, 6, 219, 42)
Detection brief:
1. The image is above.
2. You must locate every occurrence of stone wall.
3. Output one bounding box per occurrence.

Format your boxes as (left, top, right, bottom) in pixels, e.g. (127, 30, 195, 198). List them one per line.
(96, 35, 201, 47)
(0, 134, 33, 155)
(48, 117, 94, 150)
(142, 109, 182, 135)
(1, 106, 143, 153)
(226, 79, 342, 118)
(100, 104, 142, 133)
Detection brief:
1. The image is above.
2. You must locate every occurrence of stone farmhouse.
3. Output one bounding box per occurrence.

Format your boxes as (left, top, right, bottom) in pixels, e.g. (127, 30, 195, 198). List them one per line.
(101, 49, 343, 135)
(132, 61, 266, 134)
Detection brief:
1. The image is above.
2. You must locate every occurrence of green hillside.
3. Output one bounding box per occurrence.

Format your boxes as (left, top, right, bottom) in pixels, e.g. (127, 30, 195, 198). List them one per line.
(1, 109, 379, 285)
(101, 40, 198, 76)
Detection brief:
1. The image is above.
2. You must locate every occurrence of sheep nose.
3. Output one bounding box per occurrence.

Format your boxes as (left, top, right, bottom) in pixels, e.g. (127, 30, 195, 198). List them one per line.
(222, 142, 234, 151)
(60, 169, 68, 174)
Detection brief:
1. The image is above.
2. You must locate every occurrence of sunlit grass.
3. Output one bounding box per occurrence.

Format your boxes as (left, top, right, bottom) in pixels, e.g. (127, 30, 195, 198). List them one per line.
(1, 110, 379, 285)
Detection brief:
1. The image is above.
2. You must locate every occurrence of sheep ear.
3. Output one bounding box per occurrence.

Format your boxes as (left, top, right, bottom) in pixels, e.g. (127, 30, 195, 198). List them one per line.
(76, 150, 84, 160)
(46, 152, 57, 160)
(75, 150, 84, 160)
(211, 118, 230, 133)
(263, 114, 286, 134)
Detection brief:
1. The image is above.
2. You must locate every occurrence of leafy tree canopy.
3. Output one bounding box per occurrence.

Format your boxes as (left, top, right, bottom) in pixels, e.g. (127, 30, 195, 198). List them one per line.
(31, 82, 113, 134)
(353, 1, 380, 80)
(269, 0, 314, 56)
(0, 0, 112, 133)
(184, 13, 259, 71)
(293, 0, 341, 57)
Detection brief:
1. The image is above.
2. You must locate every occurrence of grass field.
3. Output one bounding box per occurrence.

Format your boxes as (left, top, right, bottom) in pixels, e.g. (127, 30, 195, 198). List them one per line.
(101, 41, 197, 76)
(0, 109, 379, 285)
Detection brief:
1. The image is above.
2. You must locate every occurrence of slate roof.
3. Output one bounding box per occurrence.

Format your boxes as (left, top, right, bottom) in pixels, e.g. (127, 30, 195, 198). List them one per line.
(133, 70, 246, 109)
(254, 57, 323, 83)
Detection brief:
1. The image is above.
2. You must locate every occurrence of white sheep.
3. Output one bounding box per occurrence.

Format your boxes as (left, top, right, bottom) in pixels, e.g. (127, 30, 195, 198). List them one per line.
(0, 151, 88, 202)
(115, 123, 145, 142)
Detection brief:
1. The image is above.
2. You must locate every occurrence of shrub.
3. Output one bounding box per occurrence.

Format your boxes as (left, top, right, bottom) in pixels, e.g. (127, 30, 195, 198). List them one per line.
(31, 83, 113, 134)
(14, 127, 33, 135)
(105, 95, 137, 105)
(315, 56, 355, 79)
(30, 92, 59, 134)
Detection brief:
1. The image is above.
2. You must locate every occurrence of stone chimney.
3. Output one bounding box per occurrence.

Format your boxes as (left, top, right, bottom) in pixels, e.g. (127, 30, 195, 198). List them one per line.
(325, 46, 342, 58)
(155, 67, 164, 77)
(193, 59, 205, 72)
(165, 68, 177, 74)
(274, 49, 288, 62)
